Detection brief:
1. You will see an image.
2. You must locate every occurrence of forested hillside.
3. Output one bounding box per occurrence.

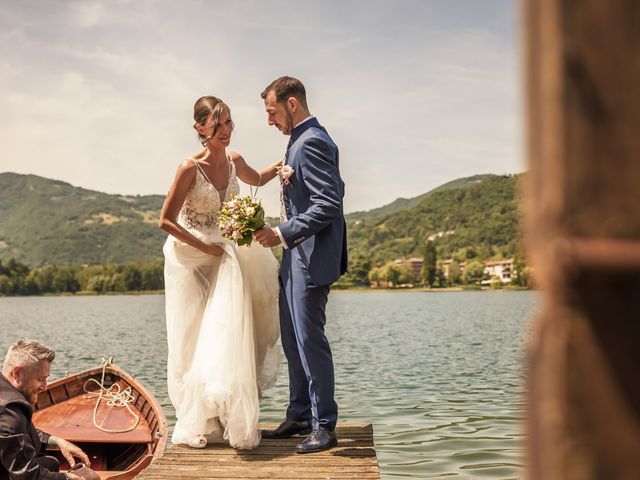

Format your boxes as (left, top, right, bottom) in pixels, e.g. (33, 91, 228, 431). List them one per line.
(343, 174, 522, 285)
(0, 172, 523, 290)
(0, 173, 166, 266)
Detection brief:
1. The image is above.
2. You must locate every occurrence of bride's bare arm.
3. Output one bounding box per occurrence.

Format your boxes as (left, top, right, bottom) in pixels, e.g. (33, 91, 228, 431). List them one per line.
(159, 159, 224, 256)
(230, 151, 282, 186)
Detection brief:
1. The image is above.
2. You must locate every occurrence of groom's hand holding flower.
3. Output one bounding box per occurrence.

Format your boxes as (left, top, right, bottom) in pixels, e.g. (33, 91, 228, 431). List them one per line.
(254, 227, 282, 248)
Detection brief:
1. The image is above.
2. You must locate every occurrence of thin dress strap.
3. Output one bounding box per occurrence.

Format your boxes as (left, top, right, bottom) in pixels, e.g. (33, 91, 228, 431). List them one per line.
(191, 157, 231, 191)
(192, 159, 214, 186)
(227, 154, 235, 178)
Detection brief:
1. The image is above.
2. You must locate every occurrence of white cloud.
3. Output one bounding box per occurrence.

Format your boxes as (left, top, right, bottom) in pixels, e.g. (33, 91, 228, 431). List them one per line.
(0, 0, 522, 217)
(70, 1, 107, 29)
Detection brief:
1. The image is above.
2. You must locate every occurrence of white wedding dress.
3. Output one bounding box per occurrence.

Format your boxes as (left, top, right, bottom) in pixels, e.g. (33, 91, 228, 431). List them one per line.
(163, 157, 280, 449)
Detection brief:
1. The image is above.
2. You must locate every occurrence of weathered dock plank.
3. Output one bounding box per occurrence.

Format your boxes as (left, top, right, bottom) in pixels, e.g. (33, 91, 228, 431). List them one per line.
(135, 424, 380, 480)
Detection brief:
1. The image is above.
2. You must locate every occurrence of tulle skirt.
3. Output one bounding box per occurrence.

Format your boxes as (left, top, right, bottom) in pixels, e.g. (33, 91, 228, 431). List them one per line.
(163, 232, 280, 450)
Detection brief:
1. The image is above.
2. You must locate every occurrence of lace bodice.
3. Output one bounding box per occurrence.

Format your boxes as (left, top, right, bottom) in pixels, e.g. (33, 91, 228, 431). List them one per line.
(178, 157, 240, 236)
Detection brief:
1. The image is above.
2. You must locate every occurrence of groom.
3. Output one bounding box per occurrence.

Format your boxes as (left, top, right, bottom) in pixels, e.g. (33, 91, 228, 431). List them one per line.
(254, 76, 348, 453)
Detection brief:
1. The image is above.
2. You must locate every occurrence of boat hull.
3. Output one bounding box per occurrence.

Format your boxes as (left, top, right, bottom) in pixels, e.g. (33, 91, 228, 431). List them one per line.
(33, 364, 167, 479)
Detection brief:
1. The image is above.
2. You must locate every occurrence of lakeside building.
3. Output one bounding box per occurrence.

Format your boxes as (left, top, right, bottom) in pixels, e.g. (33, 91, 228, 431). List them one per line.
(439, 259, 465, 278)
(370, 257, 516, 288)
(483, 259, 514, 283)
(439, 258, 515, 283)
(393, 257, 423, 279)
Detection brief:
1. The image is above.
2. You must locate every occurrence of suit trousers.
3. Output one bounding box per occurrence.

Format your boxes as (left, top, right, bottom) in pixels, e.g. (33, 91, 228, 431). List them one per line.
(279, 250, 338, 431)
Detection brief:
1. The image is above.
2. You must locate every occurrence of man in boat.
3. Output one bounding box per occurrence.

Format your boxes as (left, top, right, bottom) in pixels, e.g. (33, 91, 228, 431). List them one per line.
(0, 340, 99, 480)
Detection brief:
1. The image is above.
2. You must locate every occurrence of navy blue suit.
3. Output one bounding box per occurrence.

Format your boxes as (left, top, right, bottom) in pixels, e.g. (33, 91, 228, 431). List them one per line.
(278, 117, 347, 431)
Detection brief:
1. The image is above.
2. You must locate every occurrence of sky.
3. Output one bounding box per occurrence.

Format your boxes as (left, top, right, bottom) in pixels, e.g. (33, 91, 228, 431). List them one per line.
(0, 0, 522, 217)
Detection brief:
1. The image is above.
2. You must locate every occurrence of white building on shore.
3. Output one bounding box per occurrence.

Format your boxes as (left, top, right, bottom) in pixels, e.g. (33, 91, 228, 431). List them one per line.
(483, 259, 514, 283)
(439, 258, 515, 284)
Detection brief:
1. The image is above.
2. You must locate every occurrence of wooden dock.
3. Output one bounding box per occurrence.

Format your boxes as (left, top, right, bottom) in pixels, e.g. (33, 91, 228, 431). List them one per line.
(135, 424, 380, 479)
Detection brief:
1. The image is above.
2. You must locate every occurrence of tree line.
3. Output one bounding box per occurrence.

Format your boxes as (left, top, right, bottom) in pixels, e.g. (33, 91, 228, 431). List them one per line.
(0, 258, 164, 296)
(335, 240, 532, 289)
(1, 239, 532, 296)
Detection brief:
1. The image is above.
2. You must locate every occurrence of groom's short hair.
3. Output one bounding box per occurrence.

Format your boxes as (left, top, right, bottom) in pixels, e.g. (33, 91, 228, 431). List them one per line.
(261, 76, 308, 109)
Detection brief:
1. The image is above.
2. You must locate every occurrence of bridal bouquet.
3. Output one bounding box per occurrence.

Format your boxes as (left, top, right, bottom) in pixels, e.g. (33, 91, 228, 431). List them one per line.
(218, 195, 265, 246)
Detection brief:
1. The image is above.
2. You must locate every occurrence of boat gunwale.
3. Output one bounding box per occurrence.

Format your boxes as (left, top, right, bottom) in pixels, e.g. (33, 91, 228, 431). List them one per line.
(35, 364, 168, 462)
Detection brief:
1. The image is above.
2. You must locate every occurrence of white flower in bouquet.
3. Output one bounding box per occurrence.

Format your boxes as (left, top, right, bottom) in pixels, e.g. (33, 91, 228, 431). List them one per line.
(218, 195, 265, 246)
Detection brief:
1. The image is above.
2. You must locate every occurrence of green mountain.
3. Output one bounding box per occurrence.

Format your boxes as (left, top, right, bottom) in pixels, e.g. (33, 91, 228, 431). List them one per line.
(0, 172, 520, 271)
(345, 174, 497, 222)
(0, 173, 166, 266)
(345, 174, 522, 278)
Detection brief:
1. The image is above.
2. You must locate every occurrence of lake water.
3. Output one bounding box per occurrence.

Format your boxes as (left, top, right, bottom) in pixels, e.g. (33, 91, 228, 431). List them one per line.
(0, 290, 537, 479)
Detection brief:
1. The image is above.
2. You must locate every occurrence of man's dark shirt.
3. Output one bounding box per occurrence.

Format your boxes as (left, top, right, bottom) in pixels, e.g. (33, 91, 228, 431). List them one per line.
(0, 373, 65, 480)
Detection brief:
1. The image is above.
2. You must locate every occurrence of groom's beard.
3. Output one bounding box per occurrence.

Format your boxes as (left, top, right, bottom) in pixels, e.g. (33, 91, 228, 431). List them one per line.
(284, 110, 294, 135)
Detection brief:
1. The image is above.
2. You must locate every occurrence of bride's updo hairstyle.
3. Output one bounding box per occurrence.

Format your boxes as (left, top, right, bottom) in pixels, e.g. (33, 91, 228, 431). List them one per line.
(193, 96, 234, 145)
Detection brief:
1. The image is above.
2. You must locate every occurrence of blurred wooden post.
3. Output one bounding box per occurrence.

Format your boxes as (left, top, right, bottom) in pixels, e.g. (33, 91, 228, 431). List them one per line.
(524, 1, 640, 479)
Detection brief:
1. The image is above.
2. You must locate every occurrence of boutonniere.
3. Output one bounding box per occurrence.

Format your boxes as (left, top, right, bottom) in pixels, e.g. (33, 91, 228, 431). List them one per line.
(278, 165, 294, 186)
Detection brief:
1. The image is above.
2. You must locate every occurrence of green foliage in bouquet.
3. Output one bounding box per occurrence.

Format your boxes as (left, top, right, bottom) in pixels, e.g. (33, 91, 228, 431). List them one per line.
(218, 196, 265, 246)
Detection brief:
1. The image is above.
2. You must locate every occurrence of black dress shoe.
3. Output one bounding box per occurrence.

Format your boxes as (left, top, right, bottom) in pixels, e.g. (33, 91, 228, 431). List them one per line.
(261, 418, 312, 439)
(296, 429, 337, 454)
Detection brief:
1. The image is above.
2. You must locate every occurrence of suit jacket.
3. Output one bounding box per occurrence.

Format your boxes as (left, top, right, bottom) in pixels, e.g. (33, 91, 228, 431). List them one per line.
(278, 117, 348, 286)
(0, 374, 65, 480)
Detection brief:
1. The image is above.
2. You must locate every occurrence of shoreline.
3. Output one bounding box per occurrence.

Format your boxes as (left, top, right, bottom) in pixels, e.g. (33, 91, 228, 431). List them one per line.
(0, 286, 532, 298)
(333, 286, 531, 293)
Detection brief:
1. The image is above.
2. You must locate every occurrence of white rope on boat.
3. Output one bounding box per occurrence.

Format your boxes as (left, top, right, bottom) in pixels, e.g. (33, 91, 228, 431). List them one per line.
(83, 358, 141, 433)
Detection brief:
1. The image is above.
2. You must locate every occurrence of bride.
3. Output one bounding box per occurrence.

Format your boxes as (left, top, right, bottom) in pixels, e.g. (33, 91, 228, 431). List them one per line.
(159, 96, 282, 449)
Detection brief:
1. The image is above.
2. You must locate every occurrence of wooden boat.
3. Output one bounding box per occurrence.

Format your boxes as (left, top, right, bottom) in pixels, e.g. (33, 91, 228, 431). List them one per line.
(32, 362, 168, 480)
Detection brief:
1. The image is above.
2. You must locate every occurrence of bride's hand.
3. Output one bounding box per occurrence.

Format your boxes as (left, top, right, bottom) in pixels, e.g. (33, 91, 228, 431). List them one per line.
(204, 243, 224, 256)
